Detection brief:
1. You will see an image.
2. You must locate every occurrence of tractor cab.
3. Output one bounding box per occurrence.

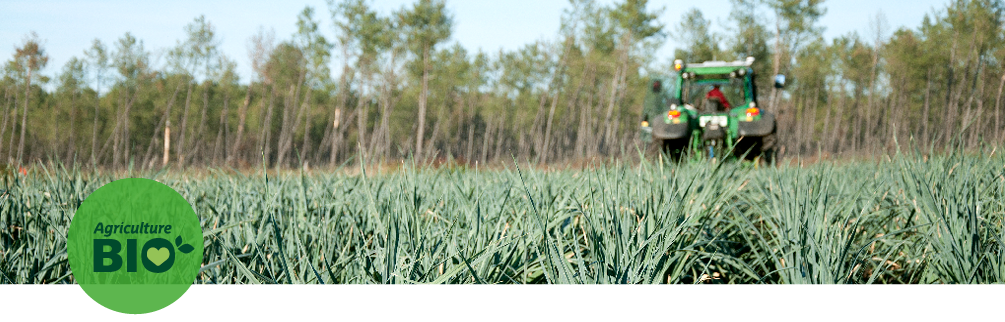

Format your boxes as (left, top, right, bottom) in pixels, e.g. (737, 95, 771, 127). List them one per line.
(677, 59, 758, 144)
(681, 75, 748, 113)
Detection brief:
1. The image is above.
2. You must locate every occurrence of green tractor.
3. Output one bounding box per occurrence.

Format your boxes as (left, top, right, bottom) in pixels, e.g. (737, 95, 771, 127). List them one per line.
(641, 57, 779, 163)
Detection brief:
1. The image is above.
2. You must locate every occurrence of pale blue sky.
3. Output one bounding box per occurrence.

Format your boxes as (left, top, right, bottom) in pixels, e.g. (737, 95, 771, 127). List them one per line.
(2, 0, 948, 84)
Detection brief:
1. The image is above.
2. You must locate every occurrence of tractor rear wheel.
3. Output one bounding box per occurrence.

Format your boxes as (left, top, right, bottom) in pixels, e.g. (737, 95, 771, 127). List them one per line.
(733, 132, 777, 165)
(733, 137, 762, 161)
(660, 138, 689, 163)
(759, 131, 778, 166)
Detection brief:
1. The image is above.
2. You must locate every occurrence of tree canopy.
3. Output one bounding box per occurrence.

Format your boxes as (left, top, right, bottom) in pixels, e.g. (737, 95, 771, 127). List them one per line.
(3, 0, 1005, 169)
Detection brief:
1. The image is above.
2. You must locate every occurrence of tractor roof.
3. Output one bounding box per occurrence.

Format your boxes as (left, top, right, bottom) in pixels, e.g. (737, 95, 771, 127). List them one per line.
(680, 57, 755, 75)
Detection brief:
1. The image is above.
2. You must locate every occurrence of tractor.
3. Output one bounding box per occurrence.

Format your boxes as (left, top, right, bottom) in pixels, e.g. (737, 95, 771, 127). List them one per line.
(641, 57, 779, 163)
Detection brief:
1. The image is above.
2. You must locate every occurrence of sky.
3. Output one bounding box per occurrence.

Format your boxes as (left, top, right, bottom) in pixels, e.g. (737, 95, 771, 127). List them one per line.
(2, 0, 950, 86)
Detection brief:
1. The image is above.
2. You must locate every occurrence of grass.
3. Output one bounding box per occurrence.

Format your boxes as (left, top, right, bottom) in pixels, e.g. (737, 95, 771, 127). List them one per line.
(2, 147, 1004, 284)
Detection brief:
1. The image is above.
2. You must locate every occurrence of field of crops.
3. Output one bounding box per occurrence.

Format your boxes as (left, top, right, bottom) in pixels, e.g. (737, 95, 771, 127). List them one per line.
(3, 149, 1005, 284)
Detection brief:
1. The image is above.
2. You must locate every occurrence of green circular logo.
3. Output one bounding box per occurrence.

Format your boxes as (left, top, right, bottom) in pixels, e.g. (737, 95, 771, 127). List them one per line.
(68, 178, 203, 314)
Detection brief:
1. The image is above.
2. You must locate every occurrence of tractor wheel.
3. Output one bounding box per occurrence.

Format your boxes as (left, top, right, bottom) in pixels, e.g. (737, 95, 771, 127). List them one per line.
(759, 131, 778, 166)
(660, 138, 689, 163)
(733, 137, 762, 161)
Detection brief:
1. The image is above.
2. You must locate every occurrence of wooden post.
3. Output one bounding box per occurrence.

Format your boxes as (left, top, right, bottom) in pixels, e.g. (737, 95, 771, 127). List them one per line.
(163, 120, 171, 166)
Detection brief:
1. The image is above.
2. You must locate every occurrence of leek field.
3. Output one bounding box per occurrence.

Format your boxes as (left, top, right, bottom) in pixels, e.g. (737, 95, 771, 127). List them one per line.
(3, 149, 1005, 284)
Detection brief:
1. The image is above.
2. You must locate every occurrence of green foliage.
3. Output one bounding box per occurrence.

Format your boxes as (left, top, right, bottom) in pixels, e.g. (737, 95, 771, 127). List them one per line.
(726, 0, 772, 95)
(398, 0, 453, 59)
(57, 58, 86, 95)
(3, 151, 1004, 284)
(265, 43, 306, 88)
(181, 15, 220, 80)
(609, 0, 665, 44)
(766, 0, 827, 38)
(6, 0, 1005, 169)
(673, 8, 722, 63)
(13, 32, 49, 78)
(112, 33, 149, 86)
(295, 6, 334, 87)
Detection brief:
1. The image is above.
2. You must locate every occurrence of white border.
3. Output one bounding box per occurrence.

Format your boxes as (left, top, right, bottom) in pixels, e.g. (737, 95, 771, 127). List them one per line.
(1, 285, 1000, 321)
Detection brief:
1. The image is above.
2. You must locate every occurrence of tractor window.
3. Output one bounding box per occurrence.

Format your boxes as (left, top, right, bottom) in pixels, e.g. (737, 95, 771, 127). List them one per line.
(681, 77, 747, 110)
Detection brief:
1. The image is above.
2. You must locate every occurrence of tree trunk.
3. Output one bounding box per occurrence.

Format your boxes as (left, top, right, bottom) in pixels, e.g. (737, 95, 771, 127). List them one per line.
(0, 86, 13, 161)
(356, 71, 371, 159)
(575, 89, 588, 158)
(416, 44, 430, 160)
(903, 89, 911, 145)
(531, 93, 546, 158)
(539, 39, 573, 164)
(376, 49, 402, 161)
(330, 49, 352, 166)
(807, 89, 819, 156)
(90, 75, 101, 168)
(111, 91, 124, 169)
(259, 86, 277, 167)
(230, 84, 253, 165)
(300, 87, 314, 167)
(370, 80, 390, 160)
(994, 72, 1005, 143)
(318, 106, 333, 165)
(163, 121, 170, 167)
(601, 75, 619, 156)
(820, 88, 833, 157)
(7, 88, 19, 162)
(541, 90, 560, 165)
(275, 84, 293, 167)
(285, 81, 310, 167)
(557, 98, 575, 161)
(611, 78, 628, 157)
(922, 69, 932, 146)
(480, 114, 494, 163)
(969, 65, 987, 148)
(196, 85, 210, 164)
(288, 75, 305, 166)
(67, 87, 78, 163)
(142, 82, 180, 169)
(556, 65, 585, 161)
(464, 95, 475, 162)
(792, 94, 804, 154)
(426, 108, 444, 160)
(445, 93, 459, 158)
(588, 87, 600, 158)
(176, 81, 194, 167)
(107, 87, 138, 169)
(769, 15, 782, 112)
(493, 117, 505, 162)
(464, 92, 481, 163)
(276, 67, 306, 169)
(214, 88, 231, 165)
(121, 86, 138, 168)
(851, 90, 862, 153)
(944, 33, 960, 147)
(833, 81, 847, 153)
(865, 38, 881, 151)
(17, 67, 32, 164)
(329, 97, 344, 165)
(575, 65, 595, 158)
(331, 108, 346, 165)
